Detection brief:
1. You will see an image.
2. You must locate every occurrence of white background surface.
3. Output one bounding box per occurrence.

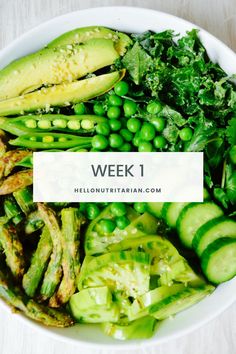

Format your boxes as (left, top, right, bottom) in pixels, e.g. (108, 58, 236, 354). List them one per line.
(0, 1, 235, 353)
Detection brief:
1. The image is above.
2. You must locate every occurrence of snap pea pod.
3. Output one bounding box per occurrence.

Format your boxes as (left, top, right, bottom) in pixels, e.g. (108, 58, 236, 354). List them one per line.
(0, 222, 25, 279)
(24, 211, 44, 234)
(49, 208, 83, 307)
(0, 114, 107, 136)
(0, 270, 74, 327)
(38, 203, 63, 301)
(9, 133, 92, 150)
(13, 186, 34, 214)
(0, 170, 33, 195)
(0, 149, 32, 179)
(23, 227, 53, 297)
(3, 196, 23, 225)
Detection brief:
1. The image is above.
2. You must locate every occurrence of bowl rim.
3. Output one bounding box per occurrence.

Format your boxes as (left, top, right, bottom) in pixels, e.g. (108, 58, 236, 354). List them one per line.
(0, 6, 235, 349)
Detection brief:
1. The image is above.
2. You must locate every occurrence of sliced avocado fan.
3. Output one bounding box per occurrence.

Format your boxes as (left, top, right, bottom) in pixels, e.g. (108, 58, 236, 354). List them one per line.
(0, 38, 120, 101)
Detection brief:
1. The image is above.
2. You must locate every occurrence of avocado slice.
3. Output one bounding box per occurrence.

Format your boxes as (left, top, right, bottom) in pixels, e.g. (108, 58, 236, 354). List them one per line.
(0, 70, 125, 116)
(0, 38, 119, 101)
(48, 26, 132, 56)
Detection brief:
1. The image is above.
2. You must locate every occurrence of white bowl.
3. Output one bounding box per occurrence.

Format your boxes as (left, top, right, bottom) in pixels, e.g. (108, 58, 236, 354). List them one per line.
(0, 6, 235, 349)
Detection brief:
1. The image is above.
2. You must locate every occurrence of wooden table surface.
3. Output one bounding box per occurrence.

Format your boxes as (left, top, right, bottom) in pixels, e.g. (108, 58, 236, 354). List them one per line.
(0, 0, 235, 353)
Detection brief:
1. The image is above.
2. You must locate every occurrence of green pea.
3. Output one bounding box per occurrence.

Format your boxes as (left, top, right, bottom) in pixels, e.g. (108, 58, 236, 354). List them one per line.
(154, 136, 166, 149)
(151, 117, 165, 132)
(116, 215, 130, 230)
(127, 118, 141, 133)
(53, 119, 67, 129)
(140, 123, 156, 141)
(38, 120, 52, 129)
(120, 129, 133, 142)
(119, 142, 132, 152)
(29, 136, 37, 141)
(92, 135, 109, 150)
(109, 134, 124, 148)
(25, 119, 37, 129)
(132, 132, 141, 147)
(86, 204, 100, 220)
(138, 141, 153, 152)
(93, 103, 105, 116)
(179, 127, 193, 141)
(114, 81, 129, 96)
(111, 202, 127, 217)
(58, 137, 67, 142)
(42, 136, 54, 143)
(99, 219, 116, 234)
(96, 122, 110, 136)
(123, 100, 137, 117)
(133, 202, 147, 213)
(107, 106, 121, 119)
(147, 101, 162, 114)
(108, 94, 123, 106)
(109, 119, 122, 131)
(81, 120, 94, 130)
(74, 102, 86, 115)
(67, 120, 81, 130)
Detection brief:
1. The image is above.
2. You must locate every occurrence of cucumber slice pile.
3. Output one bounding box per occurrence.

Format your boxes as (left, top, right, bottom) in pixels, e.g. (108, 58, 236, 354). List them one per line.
(147, 198, 236, 285)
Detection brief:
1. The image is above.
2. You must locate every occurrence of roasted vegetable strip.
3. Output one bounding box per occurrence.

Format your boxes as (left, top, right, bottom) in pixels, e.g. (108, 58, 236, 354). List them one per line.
(3, 196, 23, 225)
(0, 222, 25, 279)
(24, 211, 44, 234)
(13, 186, 34, 214)
(38, 203, 63, 300)
(23, 227, 52, 297)
(0, 150, 32, 179)
(0, 270, 74, 327)
(0, 170, 33, 195)
(49, 208, 83, 307)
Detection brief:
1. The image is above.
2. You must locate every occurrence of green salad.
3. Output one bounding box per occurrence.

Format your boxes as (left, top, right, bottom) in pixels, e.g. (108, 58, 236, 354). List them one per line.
(0, 25, 235, 341)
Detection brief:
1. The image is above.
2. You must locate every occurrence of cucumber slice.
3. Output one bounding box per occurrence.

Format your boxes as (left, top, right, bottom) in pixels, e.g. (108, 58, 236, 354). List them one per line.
(193, 217, 236, 256)
(146, 202, 164, 218)
(108, 235, 204, 286)
(128, 284, 185, 321)
(177, 202, 223, 248)
(201, 237, 236, 284)
(163, 202, 190, 228)
(162, 189, 210, 229)
(69, 286, 119, 323)
(102, 316, 157, 340)
(77, 251, 150, 298)
(152, 285, 214, 320)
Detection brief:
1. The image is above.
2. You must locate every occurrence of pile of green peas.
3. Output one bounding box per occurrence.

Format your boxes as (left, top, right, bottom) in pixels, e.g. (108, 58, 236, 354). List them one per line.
(80, 202, 131, 232)
(73, 81, 193, 152)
